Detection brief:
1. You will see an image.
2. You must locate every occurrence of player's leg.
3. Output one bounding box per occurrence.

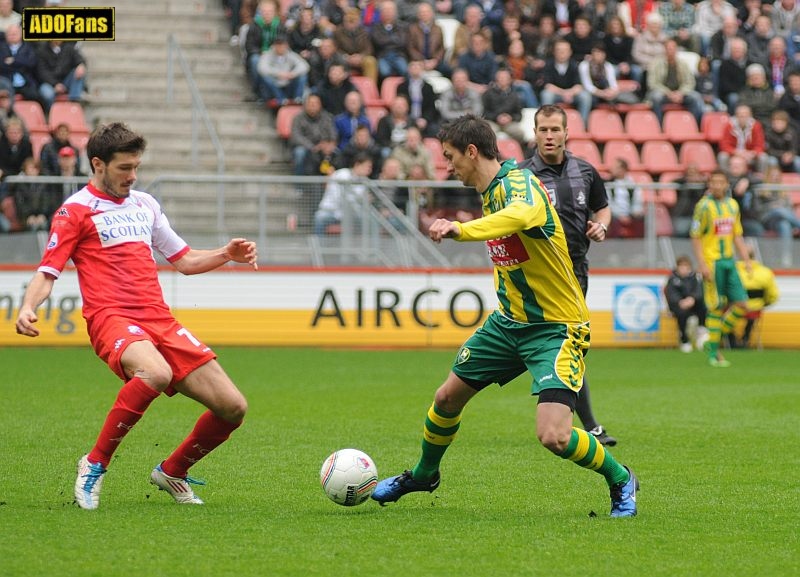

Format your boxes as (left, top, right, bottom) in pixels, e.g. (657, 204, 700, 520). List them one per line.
(75, 320, 171, 510)
(702, 268, 729, 366)
(719, 261, 748, 351)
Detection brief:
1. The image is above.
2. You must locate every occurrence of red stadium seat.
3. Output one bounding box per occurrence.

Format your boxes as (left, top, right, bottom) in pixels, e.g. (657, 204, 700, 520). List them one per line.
(641, 140, 681, 175)
(656, 171, 684, 207)
(679, 141, 717, 174)
(564, 108, 588, 139)
(496, 138, 525, 162)
(603, 139, 643, 171)
(30, 132, 51, 160)
(47, 101, 89, 134)
(275, 104, 303, 140)
(624, 109, 662, 144)
(350, 75, 383, 107)
(662, 110, 704, 143)
(588, 109, 626, 142)
(567, 139, 602, 168)
(700, 111, 729, 145)
(424, 137, 447, 171)
(14, 100, 48, 133)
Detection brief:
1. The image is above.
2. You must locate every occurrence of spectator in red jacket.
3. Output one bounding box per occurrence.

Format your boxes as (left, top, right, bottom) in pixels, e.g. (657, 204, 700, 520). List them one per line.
(717, 104, 769, 173)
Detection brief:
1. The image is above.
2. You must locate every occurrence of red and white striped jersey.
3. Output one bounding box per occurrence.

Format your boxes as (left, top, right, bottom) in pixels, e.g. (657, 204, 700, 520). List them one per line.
(38, 183, 190, 322)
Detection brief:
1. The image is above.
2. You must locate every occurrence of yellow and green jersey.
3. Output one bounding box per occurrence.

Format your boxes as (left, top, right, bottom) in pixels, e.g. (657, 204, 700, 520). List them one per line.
(454, 160, 588, 325)
(690, 195, 743, 263)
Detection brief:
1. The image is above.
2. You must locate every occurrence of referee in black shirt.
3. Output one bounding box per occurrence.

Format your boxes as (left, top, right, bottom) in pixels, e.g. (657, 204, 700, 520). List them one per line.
(519, 104, 617, 446)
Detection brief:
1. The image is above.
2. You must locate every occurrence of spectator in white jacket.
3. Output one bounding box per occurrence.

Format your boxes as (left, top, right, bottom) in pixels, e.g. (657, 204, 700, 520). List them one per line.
(692, 0, 737, 57)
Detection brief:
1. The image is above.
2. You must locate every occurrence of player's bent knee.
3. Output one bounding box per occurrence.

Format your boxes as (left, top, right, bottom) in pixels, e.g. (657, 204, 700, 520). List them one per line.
(537, 429, 570, 454)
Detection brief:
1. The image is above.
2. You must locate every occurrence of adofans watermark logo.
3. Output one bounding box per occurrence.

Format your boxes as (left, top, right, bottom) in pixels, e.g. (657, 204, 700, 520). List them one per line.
(22, 7, 114, 41)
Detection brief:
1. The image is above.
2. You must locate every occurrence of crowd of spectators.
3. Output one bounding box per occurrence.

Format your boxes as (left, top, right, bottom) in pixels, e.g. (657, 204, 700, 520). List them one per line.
(223, 0, 800, 239)
(0, 0, 90, 234)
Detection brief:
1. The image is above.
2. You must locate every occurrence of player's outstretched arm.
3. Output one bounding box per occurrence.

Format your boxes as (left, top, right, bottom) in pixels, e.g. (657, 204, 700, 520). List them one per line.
(16, 271, 56, 337)
(173, 238, 258, 275)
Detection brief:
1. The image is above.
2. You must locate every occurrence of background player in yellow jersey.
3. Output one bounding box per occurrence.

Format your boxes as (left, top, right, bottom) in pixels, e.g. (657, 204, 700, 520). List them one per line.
(732, 247, 779, 348)
(690, 169, 752, 367)
(371, 114, 638, 517)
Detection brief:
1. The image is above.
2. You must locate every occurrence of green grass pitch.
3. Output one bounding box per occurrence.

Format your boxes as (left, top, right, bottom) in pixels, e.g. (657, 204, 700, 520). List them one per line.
(1, 346, 797, 577)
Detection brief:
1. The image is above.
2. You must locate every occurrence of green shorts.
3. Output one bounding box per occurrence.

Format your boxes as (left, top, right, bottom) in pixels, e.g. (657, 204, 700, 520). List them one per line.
(452, 311, 590, 395)
(704, 258, 748, 311)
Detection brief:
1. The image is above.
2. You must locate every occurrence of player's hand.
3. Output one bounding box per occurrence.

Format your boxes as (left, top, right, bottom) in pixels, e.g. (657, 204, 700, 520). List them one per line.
(586, 220, 606, 242)
(15, 308, 39, 337)
(428, 219, 459, 243)
(226, 238, 258, 270)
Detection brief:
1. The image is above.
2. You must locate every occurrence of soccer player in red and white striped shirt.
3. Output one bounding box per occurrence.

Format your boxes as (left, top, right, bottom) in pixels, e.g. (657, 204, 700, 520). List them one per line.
(15, 122, 258, 509)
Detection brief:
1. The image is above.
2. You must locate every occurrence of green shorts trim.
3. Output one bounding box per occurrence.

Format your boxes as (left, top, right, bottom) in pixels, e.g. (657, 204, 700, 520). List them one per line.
(452, 311, 590, 395)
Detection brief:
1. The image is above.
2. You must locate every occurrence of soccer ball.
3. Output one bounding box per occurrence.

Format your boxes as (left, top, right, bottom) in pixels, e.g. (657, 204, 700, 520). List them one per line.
(319, 448, 378, 506)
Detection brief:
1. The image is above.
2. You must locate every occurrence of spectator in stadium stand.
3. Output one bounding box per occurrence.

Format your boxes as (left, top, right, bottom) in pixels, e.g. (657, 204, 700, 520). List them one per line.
(0, 117, 32, 185)
(581, 0, 615, 41)
(631, 13, 667, 92)
(765, 37, 794, 98)
(669, 163, 708, 238)
(8, 157, 56, 232)
(256, 34, 310, 108)
(313, 152, 373, 236)
(389, 125, 435, 181)
(745, 15, 775, 71)
(450, 4, 492, 70)
(491, 12, 523, 62)
(727, 154, 765, 237)
(360, 0, 382, 28)
(287, 6, 323, 62)
(318, 0, 349, 35)
(53, 144, 85, 179)
(719, 103, 767, 170)
(659, 0, 697, 52)
(306, 37, 346, 92)
(244, 0, 285, 100)
(692, 0, 737, 58)
(605, 158, 645, 238)
(481, 68, 527, 146)
(288, 93, 337, 176)
(709, 14, 743, 62)
(505, 38, 541, 107)
(332, 8, 378, 86)
(376, 95, 411, 157)
(736, 65, 777, 131)
(283, 0, 321, 30)
(539, 39, 592, 127)
(370, 0, 410, 80)
(765, 109, 800, 173)
(579, 42, 639, 108)
(718, 37, 752, 113)
(646, 38, 705, 125)
(396, 59, 440, 138)
(39, 122, 80, 176)
(771, 0, 800, 38)
(778, 71, 800, 129)
(439, 67, 484, 122)
(564, 15, 599, 64)
(617, 0, 658, 35)
(338, 124, 383, 178)
(458, 32, 498, 90)
(604, 15, 641, 85)
(0, 0, 21, 38)
(407, 2, 450, 77)
(0, 24, 39, 104)
(757, 165, 800, 267)
(333, 90, 371, 149)
(540, 0, 582, 33)
(696, 56, 727, 113)
(314, 62, 356, 116)
(738, 0, 763, 35)
(35, 40, 87, 113)
(0, 85, 18, 131)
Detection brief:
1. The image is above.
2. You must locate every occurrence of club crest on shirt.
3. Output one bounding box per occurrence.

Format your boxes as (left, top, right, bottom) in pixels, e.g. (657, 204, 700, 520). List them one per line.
(127, 325, 144, 335)
(576, 190, 586, 206)
(46, 232, 58, 250)
(456, 347, 471, 364)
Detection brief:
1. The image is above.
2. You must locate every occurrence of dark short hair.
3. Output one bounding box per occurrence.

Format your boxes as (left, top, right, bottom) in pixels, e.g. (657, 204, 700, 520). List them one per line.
(86, 122, 146, 171)
(534, 104, 567, 129)
(437, 114, 499, 160)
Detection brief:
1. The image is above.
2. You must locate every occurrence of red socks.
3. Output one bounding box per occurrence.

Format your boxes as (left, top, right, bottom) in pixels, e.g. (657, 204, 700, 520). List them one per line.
(161, 411, 241, 478)
(88, 377, 160, 467)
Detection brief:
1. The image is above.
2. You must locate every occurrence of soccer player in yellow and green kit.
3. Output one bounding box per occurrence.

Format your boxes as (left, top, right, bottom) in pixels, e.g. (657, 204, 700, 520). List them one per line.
(690, 169, 752, 367)
(371, 114, 638, 517)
